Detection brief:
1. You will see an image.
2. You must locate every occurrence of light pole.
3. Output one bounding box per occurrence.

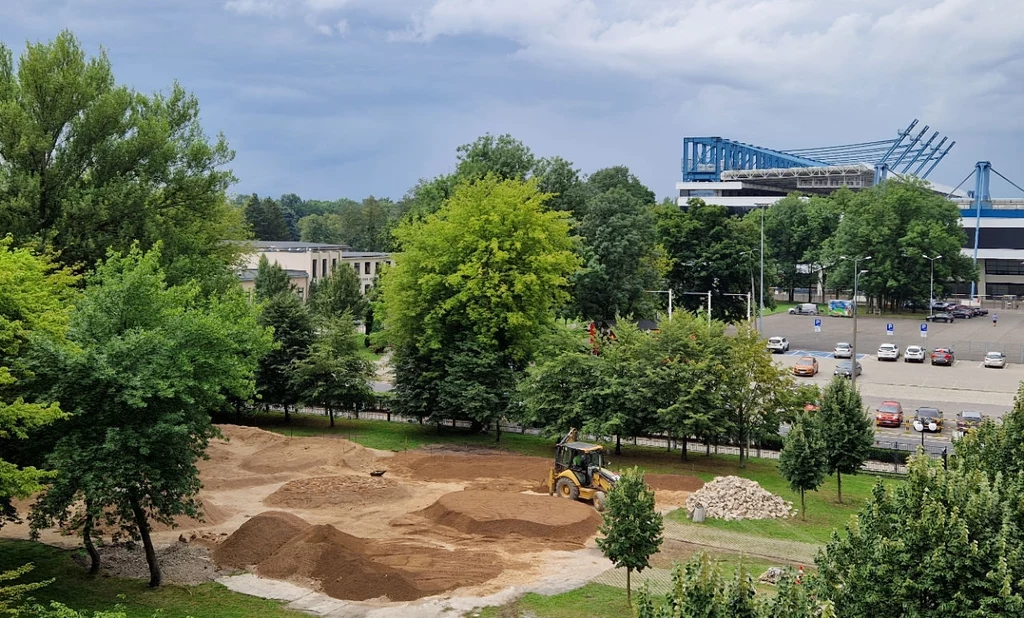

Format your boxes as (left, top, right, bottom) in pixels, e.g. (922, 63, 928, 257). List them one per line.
(922, 254, 942, 309)
(758, 205, 766, 335)
(681, 291, 712, 327)
(842, 255, 872, 389)
(646, 289, 674, 320)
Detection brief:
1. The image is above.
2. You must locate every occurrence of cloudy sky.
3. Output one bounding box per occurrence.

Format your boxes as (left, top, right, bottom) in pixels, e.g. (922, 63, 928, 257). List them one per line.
(5, 0, 1024, 201)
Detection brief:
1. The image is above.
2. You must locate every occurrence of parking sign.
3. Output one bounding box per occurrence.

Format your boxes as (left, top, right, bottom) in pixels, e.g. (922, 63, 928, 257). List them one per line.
(886, 322, 894, 336)
(920, 323, 928, 338)
(814, 318, 821, 333)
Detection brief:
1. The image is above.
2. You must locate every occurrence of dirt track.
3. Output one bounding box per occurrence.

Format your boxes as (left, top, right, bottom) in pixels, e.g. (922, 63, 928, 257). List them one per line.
(6, 425, 703, 606)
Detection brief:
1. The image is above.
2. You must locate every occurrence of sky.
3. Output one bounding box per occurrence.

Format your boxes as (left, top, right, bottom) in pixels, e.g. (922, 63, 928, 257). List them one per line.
(4, 0, 1024, 202)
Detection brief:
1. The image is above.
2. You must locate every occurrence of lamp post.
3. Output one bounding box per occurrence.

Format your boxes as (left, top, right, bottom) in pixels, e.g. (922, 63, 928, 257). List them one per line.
(922, 254, 942, 310)
(842, 255, 872, 389)
(758, 205, 766, 335)
(646, 289, 674, 320)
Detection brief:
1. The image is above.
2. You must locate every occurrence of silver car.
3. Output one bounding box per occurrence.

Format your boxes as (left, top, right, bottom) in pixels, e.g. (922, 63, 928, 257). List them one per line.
(877, 343, 900, 361)
(984, 351, 1007, 368)
(834, 342, 853, 359)
(904, 345, 926, 363)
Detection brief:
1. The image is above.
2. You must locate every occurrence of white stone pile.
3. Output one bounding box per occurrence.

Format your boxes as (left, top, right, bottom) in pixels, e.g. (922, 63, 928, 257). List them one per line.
(685, 475, 795, 520)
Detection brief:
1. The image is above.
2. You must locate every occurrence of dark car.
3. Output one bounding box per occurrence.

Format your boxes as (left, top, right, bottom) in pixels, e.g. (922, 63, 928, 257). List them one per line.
(950, 308, 973, 319)
(926, 312, 954, 323)
(931, 348, 955, 366)
(955, 410, 986, 437)
(931, 301, 956, 311)
(834, 360, 862, 378)
(913, 407, 944, 433)
(973, 306, 989, 316)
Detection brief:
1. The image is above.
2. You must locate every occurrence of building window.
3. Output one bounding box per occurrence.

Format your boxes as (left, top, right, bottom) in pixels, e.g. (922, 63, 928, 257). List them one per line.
(985, 259, 1024, 276)
(312, 260, 317, 279)
(364, 261, 371, 275)
(375, 261, 381, 273)
(322, 258, 328, 277)
(332, 258, 337, 271)
(986, 283, 1024, 298)
(353, 262, 360, 272)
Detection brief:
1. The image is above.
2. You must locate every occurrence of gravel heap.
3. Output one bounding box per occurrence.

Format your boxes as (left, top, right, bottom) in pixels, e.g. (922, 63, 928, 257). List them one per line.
(685, 476, 794, 520)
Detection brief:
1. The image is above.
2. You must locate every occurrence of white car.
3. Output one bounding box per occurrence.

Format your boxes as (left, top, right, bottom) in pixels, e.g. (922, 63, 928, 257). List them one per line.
(984, 351, 1007, 368)
(834, 342, 853, 359)
(904, 345, 926, 363)
(766, 336, 790, 354)
(877, 343, 900, 361)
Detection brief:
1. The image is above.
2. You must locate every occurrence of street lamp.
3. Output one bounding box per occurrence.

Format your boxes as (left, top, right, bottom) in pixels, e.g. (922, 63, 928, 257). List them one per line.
(922, 254, 942, 309)
(646, 289, 674, 320)
(841, 255, 872, 389)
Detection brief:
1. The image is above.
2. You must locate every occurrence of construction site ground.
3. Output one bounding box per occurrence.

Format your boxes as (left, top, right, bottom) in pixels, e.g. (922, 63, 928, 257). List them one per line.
(3, 424, 811, 617)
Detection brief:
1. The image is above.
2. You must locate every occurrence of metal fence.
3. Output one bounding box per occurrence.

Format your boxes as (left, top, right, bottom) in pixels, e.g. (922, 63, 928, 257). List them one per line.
(943, 340, 1024, 362)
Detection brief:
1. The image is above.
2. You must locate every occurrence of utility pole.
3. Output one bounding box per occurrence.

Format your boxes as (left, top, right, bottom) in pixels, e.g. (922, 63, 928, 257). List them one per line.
(645, 289, 674, 320)
(923, 254, 942, 309)
(707, 290, 712, 327)
(759, 205, 765, 335)
(846, 255, 872, 389)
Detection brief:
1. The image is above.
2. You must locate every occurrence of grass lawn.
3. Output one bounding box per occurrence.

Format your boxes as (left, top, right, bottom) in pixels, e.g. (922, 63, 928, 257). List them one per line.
(472, 583, 640, 618)
(0, 539, 307, 618)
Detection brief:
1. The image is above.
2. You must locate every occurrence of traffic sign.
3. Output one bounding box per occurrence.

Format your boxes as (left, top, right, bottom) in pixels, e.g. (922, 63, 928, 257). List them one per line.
(814, 318, 821, 333)
(886, 322, 894, 336)
(920, 323, 928, 338)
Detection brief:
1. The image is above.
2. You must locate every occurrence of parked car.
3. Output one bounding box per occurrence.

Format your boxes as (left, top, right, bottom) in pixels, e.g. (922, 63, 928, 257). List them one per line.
(834, 342, 853, 358)
(913, 407, 944, 433)
(931, 301, 956, 311)
(792, 356, 819, 376)
(955, 410, 986, 438)
(904, 345, 927, 363)
(931, 348, 955, 366)
(834, 360, 862, 378)
(788, 303, 819, 315)
(877, 343, 900, 361)
(984, 351, 1007, 368)
(950, 307, 974, 319)
(766, 336, 790, 354)
(973, 306, 989, 316)
(875, 401, 904, 428)
(926, 312, 954, 323)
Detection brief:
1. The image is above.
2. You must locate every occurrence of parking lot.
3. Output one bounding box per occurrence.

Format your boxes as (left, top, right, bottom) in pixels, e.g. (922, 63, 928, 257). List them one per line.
(764, 310, 1024, 450)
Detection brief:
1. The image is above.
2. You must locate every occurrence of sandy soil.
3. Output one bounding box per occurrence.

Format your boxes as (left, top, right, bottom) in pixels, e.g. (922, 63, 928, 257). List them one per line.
(3, 424, 703, 606)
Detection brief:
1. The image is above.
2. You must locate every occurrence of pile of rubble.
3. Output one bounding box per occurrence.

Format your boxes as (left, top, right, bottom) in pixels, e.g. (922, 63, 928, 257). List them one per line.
(685, 475, 795, 520)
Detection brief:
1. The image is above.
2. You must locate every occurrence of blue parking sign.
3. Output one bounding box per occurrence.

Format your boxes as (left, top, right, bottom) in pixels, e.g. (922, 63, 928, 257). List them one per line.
(813, 318, 821, 333)
(920, 323, 928, 338)
(886, 322, 894, 336)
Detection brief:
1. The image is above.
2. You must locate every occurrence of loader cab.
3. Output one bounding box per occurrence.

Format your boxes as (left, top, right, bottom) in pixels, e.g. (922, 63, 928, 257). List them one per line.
(554, 441, 605, 487)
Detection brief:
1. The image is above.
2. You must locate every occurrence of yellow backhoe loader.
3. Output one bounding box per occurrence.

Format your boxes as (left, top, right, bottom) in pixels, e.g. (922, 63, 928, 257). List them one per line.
(547, 428, 619, 511)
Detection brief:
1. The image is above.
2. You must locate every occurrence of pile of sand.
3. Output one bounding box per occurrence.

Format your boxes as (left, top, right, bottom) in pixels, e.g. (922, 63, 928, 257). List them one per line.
(263, 475, 409, 509)
(213, 511, 502, 602)
(418, 490, 600, 547)
(391, 452, 551, 483)
(151, 499, 233, 532)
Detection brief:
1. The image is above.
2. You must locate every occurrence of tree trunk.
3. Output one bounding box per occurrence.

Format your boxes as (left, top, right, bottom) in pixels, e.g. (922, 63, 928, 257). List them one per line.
(705, 438, 710, 456)
(626, 567, 632, 606)
(328, 406, 335, 427)
(681, 436, 688, 462)
(615, 434, 621, 456)
(495, 420, 501, 444)
(82, 510, 101, 576)
(129, 495, 161, 587)
(837, 471, 843, 504)
(800, 489, 806, 521)
(284, 403, 290, 423)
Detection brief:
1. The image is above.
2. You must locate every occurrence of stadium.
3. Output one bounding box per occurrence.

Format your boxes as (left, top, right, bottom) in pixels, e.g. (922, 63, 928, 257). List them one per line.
(675, 120, 1024, 301)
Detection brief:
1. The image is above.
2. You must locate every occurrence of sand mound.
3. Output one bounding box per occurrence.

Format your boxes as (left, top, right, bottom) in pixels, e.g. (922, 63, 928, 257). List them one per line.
(212, 511, 310, 568)
(216, 424, 289, 451)
(264, 475, 409, 509)
(150, 499, 233, 532)
(392, 452, 551, 483)
(646, 474, 704, 492)
(419, 490, 600, 545)
(238, 435, 379, 475)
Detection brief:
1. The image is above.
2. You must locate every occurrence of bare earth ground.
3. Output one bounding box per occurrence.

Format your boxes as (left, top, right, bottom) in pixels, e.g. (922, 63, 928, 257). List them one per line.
(3, 425, 702, 614)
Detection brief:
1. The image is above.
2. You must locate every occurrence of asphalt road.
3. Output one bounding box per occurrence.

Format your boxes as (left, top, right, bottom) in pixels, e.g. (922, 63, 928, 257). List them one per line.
(765, 311, 1023, 451)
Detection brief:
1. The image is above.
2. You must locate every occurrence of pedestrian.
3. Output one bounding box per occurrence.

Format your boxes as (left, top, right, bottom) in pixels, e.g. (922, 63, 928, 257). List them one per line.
(993, 313, 998, 327)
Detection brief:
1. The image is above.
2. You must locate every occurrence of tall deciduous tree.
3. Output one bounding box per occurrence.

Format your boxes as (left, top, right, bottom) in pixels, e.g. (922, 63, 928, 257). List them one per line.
(779, 417, 826, 520)
(454, 133, 536, 183)
(596, 467, 663, 606)
(308, 259, 367, 319)
(816, 376, 873, 503)
(534, 156, 586, 215)
(291, 315, 373, 427)
(379, 175, 580, 432)
(0, 31, 246, 287)
(0, 239, 77, 527)
(255, 291, 314, 422)
(29, 246, 272, 586)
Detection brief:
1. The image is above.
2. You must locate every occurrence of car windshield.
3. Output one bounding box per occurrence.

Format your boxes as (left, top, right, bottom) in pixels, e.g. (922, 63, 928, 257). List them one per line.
(798, 357, 814, 364)
(987, 352, 1003, 359)
(917, 408, 940, 419)
(907, 347, 921, 352)
(880, 344, 896, 350)
(769, 338, 783, 344)
(960, 411, 983, 421)
(879, 404, 900, 413)
(836, 343, 850, 349)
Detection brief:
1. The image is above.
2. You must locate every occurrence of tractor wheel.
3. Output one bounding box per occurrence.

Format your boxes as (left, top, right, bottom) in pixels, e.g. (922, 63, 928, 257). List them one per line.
(555, 477, 580, 501)
(594, 491, 607, 512)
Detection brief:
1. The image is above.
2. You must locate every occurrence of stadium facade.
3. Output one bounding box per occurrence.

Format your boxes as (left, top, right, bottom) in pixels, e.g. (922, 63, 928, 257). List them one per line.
(676, 120, 1024, 300)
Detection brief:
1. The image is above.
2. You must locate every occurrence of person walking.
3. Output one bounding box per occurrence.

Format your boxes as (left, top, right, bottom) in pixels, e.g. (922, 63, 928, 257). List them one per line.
(993, 313, 998, 327)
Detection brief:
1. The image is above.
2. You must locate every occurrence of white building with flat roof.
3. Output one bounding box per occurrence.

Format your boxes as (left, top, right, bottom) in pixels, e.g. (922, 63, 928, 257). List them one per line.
(238, 241, 394, 298)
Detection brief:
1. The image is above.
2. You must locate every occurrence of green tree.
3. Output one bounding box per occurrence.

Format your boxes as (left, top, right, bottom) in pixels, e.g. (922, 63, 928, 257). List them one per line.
(243, 194, 291, 241)
(253, 254, 293, 301)
(778, 417, 826, 520)
(298, 212, 344, 243)
(635, 553, 771, 618)
(0, 31, 246, 287)
(255, 291, 314, 422)
(816, 376, 873, 503)
(379, 175, 580, 432)
(596, 467, 663, 606)
(572, 187, 664, 320)
(308, 262, 366, 319)
(454, 133, 536, 183)
(584, 166, 655, 208)
(29, 246, 273, 586)
(291, 315, 374, 427)
(534, 156, 586, 215)
(0, 239, 77, 527)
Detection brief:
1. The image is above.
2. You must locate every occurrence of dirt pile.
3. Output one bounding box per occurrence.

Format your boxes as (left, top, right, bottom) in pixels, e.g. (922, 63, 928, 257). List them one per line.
(263, 475, 409, 509)
(419, 490, 600, 546)
(213, 510, 502, 602)
(151, 499, 233, 532)
(390, 452, 552, 492)
(685, 476, 794, 520)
